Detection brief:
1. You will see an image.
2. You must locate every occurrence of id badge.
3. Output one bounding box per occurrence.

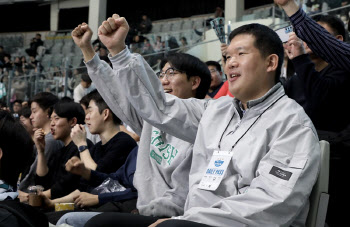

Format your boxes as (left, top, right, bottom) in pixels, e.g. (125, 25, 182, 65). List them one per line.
(198, 150, 233, 191)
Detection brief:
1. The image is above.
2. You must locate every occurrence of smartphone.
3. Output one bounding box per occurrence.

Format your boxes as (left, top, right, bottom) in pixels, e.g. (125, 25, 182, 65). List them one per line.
(275, 25, 293, 43)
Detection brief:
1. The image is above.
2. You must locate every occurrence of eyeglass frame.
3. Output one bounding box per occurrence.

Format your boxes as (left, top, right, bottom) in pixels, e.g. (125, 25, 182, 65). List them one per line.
(156, 67, 185, 80)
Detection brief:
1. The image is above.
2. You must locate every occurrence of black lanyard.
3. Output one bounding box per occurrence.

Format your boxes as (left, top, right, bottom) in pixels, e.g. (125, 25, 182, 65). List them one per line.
(218, 95, 285, 151)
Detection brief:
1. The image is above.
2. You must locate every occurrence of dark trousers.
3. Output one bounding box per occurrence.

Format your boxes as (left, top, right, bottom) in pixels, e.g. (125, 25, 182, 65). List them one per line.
(85, 212, 212, 227)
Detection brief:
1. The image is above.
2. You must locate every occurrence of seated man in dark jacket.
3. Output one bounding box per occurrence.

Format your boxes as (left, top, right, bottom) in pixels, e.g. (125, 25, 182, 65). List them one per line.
(283, 14, 350, 133)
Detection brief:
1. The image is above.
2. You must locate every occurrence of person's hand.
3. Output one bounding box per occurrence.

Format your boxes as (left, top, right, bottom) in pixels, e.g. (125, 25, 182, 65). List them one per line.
(148, 218, 170, 227)
(274, 0, 299, 16)
(71, 124, 87, 147)
(98, 14, 129, 56)
(71, 22, 93, 50)
(73, 192, 99, 208)
(220, 43, 228, 57)
(18, 190, 29, 203)
(39, 191, 54, 208)
(33, 128, 45, 153)
(284, 32, 305, 60)
(65, 156, 87, 176)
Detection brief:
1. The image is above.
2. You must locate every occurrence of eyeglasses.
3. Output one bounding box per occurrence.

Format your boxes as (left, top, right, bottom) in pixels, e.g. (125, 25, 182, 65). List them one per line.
(156, 67, 185, 80)
(209, 69, 218, 74)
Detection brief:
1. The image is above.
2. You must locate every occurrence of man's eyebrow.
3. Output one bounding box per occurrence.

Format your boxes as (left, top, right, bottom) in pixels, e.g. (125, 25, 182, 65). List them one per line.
(227, 46, 247, 55)
(234, 46, 247, 51)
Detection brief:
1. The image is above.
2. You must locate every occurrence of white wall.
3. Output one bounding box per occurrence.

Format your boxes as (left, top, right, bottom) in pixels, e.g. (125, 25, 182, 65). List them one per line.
(88, 0, 107, 40)
(225, 0, 244, 23)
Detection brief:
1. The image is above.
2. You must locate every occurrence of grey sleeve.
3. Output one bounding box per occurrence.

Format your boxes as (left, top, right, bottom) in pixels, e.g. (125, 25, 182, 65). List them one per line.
(109, 48, 208, 144)
(85, 54, 144, 136)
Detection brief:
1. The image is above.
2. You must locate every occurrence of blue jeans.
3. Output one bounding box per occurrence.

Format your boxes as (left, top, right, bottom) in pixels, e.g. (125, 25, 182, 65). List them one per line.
(56, 212, 101, 227)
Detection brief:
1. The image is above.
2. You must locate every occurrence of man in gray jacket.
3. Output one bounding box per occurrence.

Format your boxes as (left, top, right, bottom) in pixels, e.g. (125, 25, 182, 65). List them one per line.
(78, 15, 320, 227)
(64, 22, 211, 226)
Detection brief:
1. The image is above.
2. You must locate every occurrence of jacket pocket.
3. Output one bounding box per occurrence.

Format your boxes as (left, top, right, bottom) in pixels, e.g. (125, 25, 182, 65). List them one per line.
(260, 150, 308, 189)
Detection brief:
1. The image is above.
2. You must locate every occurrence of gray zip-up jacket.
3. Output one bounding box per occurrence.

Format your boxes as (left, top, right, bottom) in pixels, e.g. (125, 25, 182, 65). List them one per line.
(89, 47, 321, 227)
(86, 54, 193, 217)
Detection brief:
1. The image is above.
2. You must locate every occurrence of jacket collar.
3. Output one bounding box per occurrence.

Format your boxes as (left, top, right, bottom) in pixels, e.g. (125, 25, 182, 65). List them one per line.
(233, 83, 284, 115)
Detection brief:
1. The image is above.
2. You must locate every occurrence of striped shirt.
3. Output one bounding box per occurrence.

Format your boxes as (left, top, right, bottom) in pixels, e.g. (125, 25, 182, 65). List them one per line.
(290, 8, 350, 72)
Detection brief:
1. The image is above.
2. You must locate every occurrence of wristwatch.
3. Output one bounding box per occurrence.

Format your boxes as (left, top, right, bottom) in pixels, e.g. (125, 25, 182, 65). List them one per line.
(78, 145, 88, 153)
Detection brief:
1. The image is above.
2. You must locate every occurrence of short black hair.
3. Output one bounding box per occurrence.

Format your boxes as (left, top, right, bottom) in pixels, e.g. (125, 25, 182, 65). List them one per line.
(160, 53, 211, 99)
(313, 14, 347, 41)
(229, 23, 284, 84)
(0, 110, 34, 187)
(87, 90, 121, 125)
(60, 96, 74, 103)
(81, 73, 92, 83)
(53, 101, 85, 125)
(31, 92, 59, 116)
(205, 61, 222, 72)
(13, 99, 22, 105)
(18, 106, 31, 118)
(79, 93, 91, 108)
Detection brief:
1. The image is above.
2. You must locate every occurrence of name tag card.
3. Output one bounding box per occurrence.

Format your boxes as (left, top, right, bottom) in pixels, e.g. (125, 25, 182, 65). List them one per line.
(198, 150, 233, 191)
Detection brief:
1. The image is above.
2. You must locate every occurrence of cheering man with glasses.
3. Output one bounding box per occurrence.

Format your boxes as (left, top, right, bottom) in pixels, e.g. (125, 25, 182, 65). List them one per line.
(156, 66, 204, 99)
(64, 21, 211, 227)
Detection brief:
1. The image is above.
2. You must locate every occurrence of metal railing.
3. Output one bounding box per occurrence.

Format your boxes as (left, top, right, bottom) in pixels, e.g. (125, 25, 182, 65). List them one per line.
(1, 62, 88, 106)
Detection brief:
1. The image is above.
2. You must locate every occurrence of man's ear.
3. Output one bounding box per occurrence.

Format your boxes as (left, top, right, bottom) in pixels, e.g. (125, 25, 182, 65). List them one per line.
(70, 117, 78, 128)
(103, 109, 110, 121)
(0, 147, 3, 160)
(191, 76, 201, 91)
(266, 54, 279, 73)
(45, 109, 50, 119)
(335, 35, 344, 41)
